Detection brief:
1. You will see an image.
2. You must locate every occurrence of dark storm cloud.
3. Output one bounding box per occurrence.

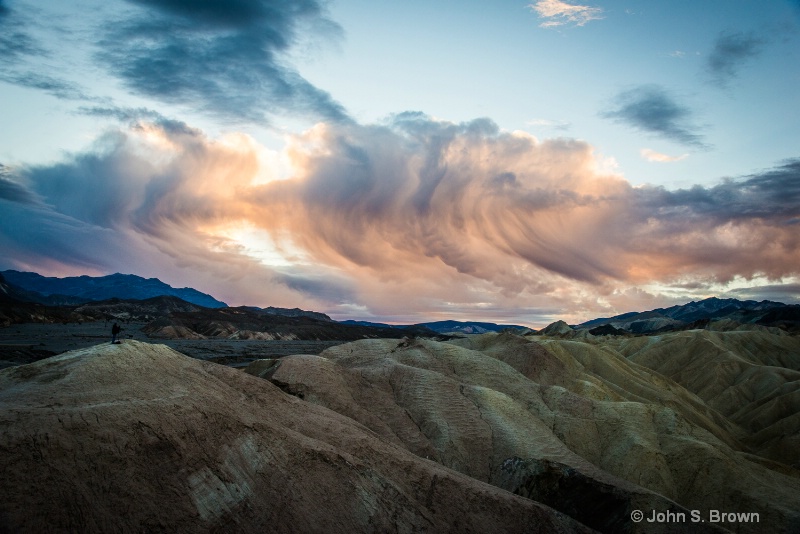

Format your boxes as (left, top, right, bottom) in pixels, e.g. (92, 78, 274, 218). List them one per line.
(636, 159, 800, 224)
(706, 30, 765, 87)
(602, 85, 707, 148)
(98, 0, 350, 124)
(272, 271, 357, 304)
(725, 284, 800, 304)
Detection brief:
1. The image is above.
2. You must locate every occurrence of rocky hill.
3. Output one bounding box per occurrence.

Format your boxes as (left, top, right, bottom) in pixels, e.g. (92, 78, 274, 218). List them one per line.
(0, 340, 592, 533)
(246, 329, 800, 533)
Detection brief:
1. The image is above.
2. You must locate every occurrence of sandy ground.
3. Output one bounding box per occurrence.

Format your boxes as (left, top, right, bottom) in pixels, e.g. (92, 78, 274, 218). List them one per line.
(0, 321, 345, 369)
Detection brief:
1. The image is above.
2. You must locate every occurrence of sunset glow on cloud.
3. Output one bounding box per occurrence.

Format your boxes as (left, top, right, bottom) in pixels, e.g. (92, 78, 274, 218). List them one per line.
(1, 0, 799, 326)
(3, 116, 799, 325)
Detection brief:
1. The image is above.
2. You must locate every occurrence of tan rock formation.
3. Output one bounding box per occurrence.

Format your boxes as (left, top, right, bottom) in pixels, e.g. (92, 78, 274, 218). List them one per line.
(0, 340, 591, 533)
(606, 329, 800, 467)
(246, 331, 800, 533)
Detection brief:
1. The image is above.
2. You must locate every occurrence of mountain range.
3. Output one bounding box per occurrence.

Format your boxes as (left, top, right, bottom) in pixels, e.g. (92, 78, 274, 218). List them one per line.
(340, 319, 531, 334)
(2, 269, 799, 334)
(575, 296, 800, 334)
(1, 270, 227, 308)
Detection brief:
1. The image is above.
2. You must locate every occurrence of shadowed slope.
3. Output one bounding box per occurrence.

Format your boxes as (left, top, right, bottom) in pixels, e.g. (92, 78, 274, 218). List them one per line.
(608, 330, 800, 467)
(0, 340, 591, 533)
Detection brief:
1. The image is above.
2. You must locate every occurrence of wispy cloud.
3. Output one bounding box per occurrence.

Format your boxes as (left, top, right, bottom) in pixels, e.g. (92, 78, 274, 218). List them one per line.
(3, 118, 798, 322)
(529, 0, 603, 28)
(96, 0, 350, 124)
(526, 118, 571, 131)
(0, 0, 43, 63)
(602, 85, 707, 148)
(0, 1, 99, 102)
(0, 71, 92, 101)
(640, 148, 688, 163)
(706, 30, 765, 87)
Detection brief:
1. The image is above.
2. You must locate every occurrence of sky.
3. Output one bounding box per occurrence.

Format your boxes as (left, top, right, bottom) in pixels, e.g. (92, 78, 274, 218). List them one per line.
(1, 0, 799, 327)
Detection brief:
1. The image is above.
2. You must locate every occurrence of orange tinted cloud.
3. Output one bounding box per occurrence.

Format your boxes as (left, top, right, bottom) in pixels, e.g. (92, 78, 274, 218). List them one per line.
(4, 116, 799, 324)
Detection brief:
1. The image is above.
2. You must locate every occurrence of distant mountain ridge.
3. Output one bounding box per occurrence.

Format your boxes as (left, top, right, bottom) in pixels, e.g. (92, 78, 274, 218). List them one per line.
(243, 305, 332, 322)
(339, 319, 531, 334)
(1, 270, 227, 309)
(576, 296, 799, 334)
(3, 269, 799, 334)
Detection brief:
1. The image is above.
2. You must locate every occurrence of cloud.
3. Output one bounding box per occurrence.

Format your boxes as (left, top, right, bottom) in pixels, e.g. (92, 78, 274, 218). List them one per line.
(0, 71, 92, 101)
(724, 283, 800, 305)
(602, 85, 707, 148)
(3, 118, 799, 325)
(77, 106, 169, 124)
(0, 1, 98, 102)
(97, 0, 349, 124)
(0, 1, 42, 63)
(526, 118, 571, 131)
(0, 165, 39, 204)
(640, 149, 688, 163)
(706, 30, 764, 87)
(529, 0, 603, 28)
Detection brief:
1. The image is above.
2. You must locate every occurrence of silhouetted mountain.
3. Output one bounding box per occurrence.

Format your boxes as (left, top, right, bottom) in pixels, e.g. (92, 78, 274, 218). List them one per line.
(243, 305, 332, 322)
(1, 270, 227, 308)
(576, 297, 799, 333)
(0, 274, 90, 326)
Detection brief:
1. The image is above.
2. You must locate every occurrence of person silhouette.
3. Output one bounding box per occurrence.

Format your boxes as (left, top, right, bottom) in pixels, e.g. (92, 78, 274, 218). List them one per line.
(111, 322, 122, 344)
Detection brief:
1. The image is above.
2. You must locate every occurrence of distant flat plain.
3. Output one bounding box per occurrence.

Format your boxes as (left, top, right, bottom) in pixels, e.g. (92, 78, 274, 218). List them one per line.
(0, 321, 345, 369)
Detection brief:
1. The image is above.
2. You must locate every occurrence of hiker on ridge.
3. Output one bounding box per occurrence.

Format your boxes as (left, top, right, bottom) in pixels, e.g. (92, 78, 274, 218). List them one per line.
(111, 322, 122, 344)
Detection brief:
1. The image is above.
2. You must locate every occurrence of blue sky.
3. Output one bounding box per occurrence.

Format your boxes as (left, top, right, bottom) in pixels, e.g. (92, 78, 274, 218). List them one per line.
(1, 0, 799, 326)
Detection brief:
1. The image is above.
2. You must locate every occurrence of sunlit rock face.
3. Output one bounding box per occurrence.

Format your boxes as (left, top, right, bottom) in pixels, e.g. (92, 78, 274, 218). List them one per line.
(247, 331, 800, 533)
(0, 340, 591, 533)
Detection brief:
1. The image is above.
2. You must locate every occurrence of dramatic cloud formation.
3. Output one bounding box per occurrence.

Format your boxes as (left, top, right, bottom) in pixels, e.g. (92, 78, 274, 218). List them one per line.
(2, 117, 798, 323)
(603, 85, 707, 148)
(706, 30, 764, 87)
(97, 0, 349, 124)
(640, 149, 688, 163)
(529, 0, 603, 28)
